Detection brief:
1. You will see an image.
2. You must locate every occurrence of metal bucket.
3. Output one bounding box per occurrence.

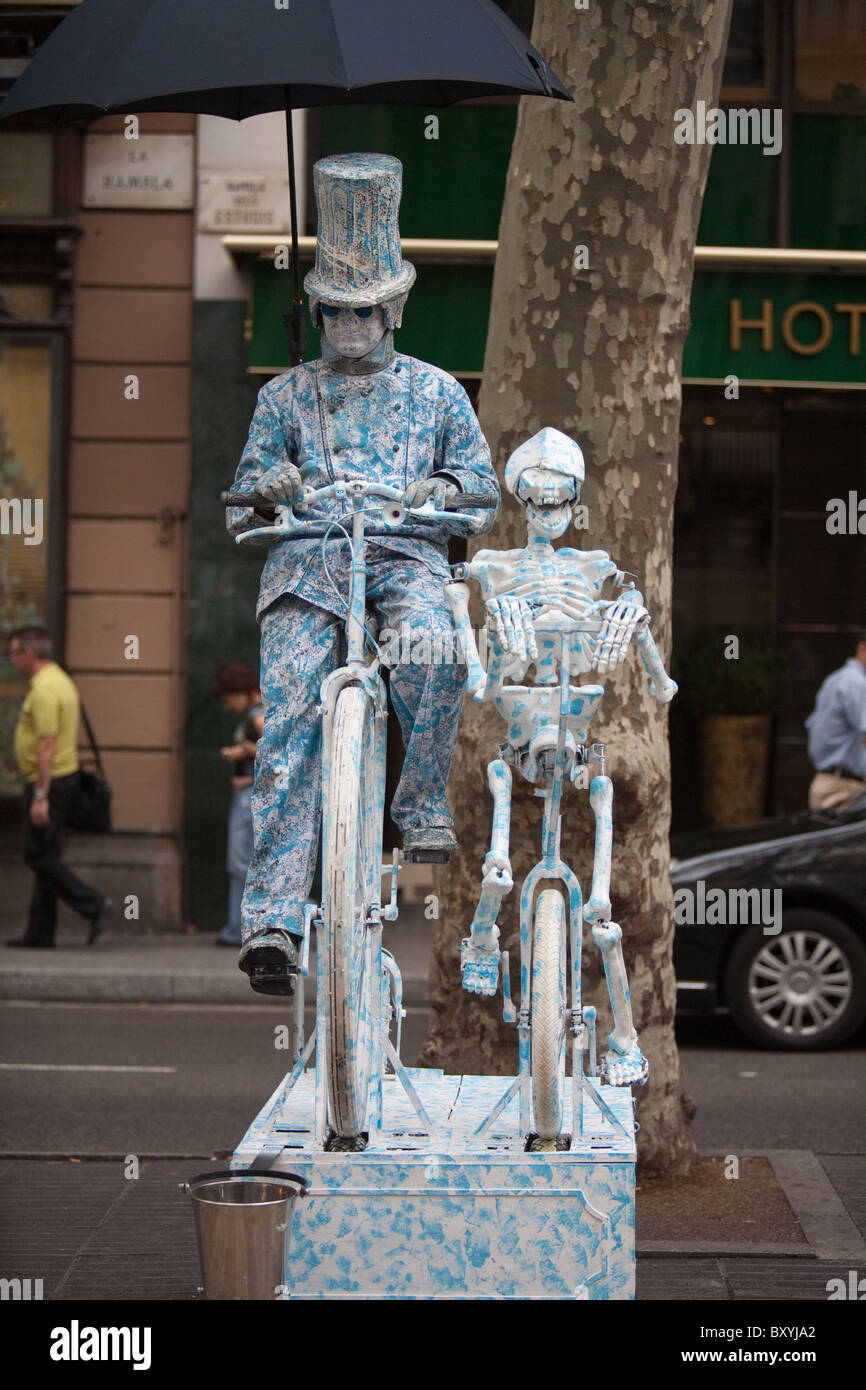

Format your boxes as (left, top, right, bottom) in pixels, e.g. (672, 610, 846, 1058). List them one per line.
(183, 1170, 308, 1300)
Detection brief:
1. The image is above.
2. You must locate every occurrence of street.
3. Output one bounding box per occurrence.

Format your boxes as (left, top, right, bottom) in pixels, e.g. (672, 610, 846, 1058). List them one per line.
(2, 1000, 865, 1306)
(1, 1002, 864, 1157)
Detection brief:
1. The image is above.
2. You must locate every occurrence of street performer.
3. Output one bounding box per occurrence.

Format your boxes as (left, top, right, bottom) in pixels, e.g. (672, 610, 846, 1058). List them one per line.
(226, 153, 499, 995)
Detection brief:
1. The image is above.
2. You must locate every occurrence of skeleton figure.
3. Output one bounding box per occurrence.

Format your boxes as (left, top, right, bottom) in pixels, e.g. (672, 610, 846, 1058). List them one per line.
(446, 427, 676, 1086)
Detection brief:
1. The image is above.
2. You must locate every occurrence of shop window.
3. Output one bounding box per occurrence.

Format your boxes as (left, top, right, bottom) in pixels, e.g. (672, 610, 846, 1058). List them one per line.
(0, 333, 62, 798)
(722, 0, 773, 96)
(0, 132, 53, 215)
(795, 0, 866, 105)
(790, 113, 866, 248)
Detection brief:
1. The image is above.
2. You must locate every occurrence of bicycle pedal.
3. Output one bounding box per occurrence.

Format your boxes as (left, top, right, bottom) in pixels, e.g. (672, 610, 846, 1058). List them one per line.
(403, 848, 451, 864)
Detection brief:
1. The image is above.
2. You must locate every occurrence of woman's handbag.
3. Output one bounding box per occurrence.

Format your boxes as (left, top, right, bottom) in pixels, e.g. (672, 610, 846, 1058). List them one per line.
(68, 704, 112, 833)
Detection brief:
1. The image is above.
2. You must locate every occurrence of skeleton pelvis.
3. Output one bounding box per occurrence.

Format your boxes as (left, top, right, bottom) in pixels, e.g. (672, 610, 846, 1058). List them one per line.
(498, 683, 603, 747)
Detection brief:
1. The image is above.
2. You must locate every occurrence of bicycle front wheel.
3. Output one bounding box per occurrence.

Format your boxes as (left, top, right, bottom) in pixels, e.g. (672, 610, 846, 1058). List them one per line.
(322, 685, 381, 1139)
(530, 888, 567, 1141)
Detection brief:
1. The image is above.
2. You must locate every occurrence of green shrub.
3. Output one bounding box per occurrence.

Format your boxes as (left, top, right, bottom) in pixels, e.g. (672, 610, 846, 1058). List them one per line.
(674, 627, 788, 716)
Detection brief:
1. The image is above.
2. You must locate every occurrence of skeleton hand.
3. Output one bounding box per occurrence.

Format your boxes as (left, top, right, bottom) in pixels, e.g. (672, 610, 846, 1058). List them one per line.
(649, 675, 677, 704)
(402, 476, 458, 510)
(460, 938, 501, 997)
(593, 598, 649, 674)
(256, 462, 303, 507)
(485, 596, 539, 664)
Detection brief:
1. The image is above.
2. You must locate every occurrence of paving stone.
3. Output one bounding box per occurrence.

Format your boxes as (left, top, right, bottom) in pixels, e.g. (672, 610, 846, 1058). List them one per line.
(819, 1155, 866, 1242)
(721, 1258, 858, 1300)
(637, 1257, 730, 1301)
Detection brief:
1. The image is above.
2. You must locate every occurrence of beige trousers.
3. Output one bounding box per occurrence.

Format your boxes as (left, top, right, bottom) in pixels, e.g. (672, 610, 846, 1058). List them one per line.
(808, 770, 866, 812)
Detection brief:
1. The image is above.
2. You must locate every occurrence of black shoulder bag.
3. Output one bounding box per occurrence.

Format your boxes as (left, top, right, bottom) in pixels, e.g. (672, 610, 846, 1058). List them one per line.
(68, 704, 112, 833)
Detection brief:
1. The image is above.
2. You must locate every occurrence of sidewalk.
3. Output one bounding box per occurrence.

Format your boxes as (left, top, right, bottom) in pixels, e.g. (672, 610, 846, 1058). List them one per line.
(0, 904, 434, 1007)
(1, 1153, 863, 1300)
(3, 906, 865, 1294)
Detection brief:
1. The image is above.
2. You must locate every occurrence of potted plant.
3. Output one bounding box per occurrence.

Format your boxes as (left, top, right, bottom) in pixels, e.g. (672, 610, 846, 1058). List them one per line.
(675, 628, 788, 827)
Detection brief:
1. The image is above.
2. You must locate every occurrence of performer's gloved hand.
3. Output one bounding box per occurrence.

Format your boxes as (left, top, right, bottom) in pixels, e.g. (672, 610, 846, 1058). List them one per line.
(256, 462, 303, 508)
(402, 474, 459, 510)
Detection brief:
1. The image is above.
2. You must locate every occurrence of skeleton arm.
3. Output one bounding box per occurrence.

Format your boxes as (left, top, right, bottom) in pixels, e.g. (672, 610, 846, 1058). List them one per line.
(594, 584, 677, 703)
(445, 582, 486, 696)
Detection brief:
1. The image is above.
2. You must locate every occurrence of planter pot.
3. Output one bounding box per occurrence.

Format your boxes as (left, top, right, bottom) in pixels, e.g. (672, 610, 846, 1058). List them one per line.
(698, 714, 772, 827)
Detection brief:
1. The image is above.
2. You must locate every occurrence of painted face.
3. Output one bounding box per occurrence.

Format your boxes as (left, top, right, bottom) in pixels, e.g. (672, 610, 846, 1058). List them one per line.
(517, 467, 578, 538)
(320, 304, 386, 358)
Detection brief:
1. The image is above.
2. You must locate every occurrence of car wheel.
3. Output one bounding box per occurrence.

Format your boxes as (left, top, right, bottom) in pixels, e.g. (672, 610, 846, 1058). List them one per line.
(724, 908, 866, 1050)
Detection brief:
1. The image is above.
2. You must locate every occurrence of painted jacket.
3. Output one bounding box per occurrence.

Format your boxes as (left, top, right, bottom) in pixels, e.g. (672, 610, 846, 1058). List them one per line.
(226, 353, 500, 618)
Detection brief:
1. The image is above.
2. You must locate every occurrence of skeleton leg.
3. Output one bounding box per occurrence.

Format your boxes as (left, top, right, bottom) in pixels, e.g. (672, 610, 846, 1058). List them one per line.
(461, 759, 513, 996)
(590, 922, 647, 1084)
(584, 774, 648, 1085)
(584, 775, 613, 924)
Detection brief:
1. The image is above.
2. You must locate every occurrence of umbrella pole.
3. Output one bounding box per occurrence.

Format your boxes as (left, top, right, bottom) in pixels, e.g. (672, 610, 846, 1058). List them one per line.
(283, 87, 307, 366)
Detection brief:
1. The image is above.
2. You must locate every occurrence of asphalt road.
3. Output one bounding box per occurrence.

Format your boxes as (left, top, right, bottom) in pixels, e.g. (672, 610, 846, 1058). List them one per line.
(1, 1001, 863, 1157)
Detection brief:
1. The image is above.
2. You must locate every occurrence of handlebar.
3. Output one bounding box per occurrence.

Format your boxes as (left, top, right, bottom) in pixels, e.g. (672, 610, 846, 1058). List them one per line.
(221, 483, 498, 511)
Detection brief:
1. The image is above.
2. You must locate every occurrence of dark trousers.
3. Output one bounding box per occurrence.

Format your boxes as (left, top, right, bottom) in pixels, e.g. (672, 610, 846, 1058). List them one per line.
(21, 773, 103, 944)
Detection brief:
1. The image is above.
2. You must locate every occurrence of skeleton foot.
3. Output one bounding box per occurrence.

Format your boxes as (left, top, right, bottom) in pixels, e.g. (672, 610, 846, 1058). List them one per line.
(460, 938, 501, 997)
(601, 1042, 648, 1086)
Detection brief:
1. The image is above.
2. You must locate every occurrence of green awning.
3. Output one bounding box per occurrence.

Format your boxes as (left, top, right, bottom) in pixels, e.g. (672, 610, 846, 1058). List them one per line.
(248, 259, 866, 388)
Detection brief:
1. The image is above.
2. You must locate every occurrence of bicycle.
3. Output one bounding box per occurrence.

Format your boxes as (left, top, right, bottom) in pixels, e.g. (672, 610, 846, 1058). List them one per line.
(222, 478, 497, 1145)
(446, 585, 674, 1148)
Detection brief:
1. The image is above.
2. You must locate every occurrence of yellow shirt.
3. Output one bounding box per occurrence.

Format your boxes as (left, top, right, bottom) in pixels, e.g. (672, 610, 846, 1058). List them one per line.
(14, 662, 80, 782)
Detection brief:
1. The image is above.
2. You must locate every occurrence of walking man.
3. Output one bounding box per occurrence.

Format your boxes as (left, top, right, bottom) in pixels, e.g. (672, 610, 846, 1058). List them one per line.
(6, 626, 111, 948)
(805, 633, 866, 811)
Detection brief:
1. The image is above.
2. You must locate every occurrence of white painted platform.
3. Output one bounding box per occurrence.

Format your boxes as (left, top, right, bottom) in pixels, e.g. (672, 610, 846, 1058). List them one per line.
(233, 1070, 636, 1299)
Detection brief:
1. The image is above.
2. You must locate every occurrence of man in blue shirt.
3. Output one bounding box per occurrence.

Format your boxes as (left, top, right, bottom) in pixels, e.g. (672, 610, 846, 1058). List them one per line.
(805, 634, 866, 811)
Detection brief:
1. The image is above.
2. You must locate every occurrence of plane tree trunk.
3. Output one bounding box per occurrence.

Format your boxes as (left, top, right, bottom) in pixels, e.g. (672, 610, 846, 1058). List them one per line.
(423, 0, 734, 1175)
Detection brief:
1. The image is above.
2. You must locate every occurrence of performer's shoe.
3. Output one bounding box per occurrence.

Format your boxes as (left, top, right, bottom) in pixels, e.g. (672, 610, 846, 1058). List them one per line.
(239, 930, 300, 997)
(87, 897, 113, 946)
(402, 825, 457, 864)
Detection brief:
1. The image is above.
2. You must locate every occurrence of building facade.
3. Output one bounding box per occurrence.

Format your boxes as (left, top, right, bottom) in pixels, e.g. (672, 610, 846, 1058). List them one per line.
(0, 0, 863, 929)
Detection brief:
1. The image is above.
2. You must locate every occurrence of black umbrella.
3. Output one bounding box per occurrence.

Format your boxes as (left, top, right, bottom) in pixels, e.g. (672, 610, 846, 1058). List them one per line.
(1, 0, 572, 359)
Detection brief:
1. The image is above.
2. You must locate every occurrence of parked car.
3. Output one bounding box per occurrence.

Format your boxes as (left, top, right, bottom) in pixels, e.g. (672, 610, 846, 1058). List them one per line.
(672, 791, 866, 1050)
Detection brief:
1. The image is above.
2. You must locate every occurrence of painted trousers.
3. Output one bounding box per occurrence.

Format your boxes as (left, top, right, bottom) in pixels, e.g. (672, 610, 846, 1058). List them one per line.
(241, 553, 467, 940)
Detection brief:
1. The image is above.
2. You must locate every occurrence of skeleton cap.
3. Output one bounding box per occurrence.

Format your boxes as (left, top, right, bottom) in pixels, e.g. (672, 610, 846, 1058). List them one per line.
(504, 427, 585, 496)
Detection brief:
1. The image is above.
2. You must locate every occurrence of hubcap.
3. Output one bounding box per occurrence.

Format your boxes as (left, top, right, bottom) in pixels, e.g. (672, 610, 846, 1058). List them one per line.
(747, 930, 853, 1038)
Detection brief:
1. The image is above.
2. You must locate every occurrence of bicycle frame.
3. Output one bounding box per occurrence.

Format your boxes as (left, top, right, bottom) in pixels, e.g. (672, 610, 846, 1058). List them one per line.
(473, 626, 632, 1148)
(232, 479, 487, 1144)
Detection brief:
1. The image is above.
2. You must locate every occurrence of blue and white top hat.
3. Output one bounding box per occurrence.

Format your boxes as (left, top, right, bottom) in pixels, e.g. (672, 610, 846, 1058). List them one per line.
(304, 153, 417, 308)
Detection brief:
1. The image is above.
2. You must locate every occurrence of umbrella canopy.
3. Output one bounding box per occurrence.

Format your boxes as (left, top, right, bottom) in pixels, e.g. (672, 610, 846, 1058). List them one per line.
(0, 0, 572, 360)
(0, 0, 571, 122)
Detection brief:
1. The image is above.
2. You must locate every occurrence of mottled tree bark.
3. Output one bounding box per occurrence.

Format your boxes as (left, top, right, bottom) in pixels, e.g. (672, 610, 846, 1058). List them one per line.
(423, 0, 733, 1175)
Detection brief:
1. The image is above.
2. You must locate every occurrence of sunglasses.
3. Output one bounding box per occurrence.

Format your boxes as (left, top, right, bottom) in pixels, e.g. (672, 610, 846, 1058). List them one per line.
(321, 305, 375, 319)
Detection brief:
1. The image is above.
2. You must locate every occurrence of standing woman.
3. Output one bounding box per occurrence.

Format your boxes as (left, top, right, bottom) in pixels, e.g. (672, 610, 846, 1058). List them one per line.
(212, 664, 263, 947)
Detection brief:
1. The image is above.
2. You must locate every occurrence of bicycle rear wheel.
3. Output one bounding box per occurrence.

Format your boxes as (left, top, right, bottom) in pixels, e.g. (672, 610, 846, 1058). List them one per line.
(530, 888, 567, 1141)
(322, 685, 381, 1138)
